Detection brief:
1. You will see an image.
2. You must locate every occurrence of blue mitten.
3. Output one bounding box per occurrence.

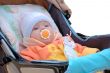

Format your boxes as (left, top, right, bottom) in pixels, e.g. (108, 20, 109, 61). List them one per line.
(65, 49, 110, 73)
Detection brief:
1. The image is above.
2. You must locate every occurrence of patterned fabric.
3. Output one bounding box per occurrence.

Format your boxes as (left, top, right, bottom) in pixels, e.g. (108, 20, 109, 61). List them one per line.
(20, 36, 99, 61)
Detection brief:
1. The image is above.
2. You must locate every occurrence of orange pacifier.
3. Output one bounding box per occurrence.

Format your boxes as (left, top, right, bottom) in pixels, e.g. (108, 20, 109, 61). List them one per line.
(40, 29, 50, 39)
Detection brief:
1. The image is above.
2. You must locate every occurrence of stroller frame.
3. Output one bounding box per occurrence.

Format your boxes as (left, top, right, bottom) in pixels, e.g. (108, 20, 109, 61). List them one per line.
(0, 2, 110, 73)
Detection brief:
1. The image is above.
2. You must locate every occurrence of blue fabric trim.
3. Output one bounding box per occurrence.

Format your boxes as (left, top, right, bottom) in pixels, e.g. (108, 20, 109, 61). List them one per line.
(65, 48, 110, 73)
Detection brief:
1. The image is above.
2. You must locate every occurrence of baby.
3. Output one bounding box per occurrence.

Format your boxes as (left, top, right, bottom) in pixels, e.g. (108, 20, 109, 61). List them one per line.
(20, 13, 99, 61)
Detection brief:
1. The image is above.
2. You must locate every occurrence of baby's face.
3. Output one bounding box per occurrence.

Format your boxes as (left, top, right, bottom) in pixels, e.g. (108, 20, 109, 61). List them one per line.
(30, 21, 55, 44)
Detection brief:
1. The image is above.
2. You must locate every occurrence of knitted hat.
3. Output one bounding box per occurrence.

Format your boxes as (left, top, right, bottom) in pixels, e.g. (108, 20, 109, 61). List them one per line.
(21, 13, 54, 37)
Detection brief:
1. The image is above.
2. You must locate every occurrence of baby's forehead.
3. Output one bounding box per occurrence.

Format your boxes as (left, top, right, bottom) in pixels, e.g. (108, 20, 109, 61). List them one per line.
(34, 21, 51, 26)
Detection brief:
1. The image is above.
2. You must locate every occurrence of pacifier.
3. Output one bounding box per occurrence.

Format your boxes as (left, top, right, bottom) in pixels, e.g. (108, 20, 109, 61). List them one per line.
(40, 29, 50, 39)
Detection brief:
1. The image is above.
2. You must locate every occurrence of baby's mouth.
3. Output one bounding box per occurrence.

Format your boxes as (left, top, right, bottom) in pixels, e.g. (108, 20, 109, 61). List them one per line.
(40, 29, 50, 39)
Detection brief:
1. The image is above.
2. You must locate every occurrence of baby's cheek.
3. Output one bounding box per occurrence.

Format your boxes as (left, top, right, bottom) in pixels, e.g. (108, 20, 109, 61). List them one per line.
(30, 31, 40, 39)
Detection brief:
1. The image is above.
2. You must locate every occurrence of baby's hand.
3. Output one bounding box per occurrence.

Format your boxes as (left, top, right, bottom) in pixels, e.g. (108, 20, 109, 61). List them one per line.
(63, 37, 78, 59)
(63, 36, 75, 48)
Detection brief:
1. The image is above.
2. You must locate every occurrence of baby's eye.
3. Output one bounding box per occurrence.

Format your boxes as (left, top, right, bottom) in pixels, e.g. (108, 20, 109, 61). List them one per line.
(45, 25, 49, 27)
(34, 27, 39, 30)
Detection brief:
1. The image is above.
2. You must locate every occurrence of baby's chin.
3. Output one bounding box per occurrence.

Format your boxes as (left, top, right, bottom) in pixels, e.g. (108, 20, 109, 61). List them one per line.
(41, 38, 53, 45)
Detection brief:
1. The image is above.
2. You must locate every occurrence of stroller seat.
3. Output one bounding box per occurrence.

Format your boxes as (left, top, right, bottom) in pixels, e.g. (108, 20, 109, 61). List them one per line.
(0, 4, 68, 73)
(0, 3, 110, 73)
(0, 4, 61, 52)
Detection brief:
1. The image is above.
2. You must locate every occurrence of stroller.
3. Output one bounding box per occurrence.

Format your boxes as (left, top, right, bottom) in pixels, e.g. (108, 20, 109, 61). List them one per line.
(0, 0, 110, 73)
